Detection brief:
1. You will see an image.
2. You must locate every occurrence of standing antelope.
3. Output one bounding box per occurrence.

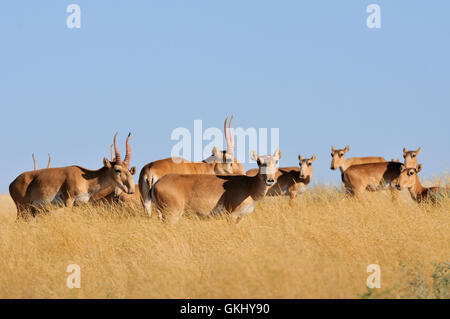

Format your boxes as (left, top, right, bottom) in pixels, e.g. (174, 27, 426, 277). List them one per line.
(9, 133, 135, 217)
(246, 154, 316, 201)
(90, 135, 139, 205)
(330, 145, 386, 172)
(341, 147, 420, 197)
(32, 153, 51, 170)
(393, 164, 445, 204)
(152, 149, 282, 224)
(139, 116, 245, 216)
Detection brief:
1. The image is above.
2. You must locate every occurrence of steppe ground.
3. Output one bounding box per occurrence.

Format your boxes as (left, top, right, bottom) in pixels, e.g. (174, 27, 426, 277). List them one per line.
(0, 179, 448, 299)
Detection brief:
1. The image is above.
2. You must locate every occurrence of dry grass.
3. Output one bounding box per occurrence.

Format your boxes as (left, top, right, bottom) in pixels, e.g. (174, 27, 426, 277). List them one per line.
(0, 182, 448, 299)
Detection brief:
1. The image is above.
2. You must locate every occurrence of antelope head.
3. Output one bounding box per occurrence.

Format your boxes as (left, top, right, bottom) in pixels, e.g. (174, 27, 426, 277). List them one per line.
(330, 145, 349, 170)
(103, 133, 136, 195)
(298, 154, 316, 179)
(394, 164, 422, 190)
(403, 147, 421, 168)
(250, 149, 282, 186)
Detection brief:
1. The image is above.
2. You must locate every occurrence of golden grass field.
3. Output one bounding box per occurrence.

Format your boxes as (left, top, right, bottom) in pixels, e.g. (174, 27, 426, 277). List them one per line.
(0, 180, 449, 299)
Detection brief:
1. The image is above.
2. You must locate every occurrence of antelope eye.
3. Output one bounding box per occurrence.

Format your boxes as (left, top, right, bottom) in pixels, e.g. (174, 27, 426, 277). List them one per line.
(412, 154, 416, 158)
(308, 162, 312, 166)
(339, 153, 344, 157)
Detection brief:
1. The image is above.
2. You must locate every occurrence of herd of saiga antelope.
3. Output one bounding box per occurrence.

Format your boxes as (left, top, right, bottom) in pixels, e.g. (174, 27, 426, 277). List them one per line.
(9, 117, 446, 224)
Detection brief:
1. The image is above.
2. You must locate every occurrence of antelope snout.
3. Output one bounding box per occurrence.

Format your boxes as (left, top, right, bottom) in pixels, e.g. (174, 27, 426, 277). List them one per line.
(127, 184, 136, 194)
(265, 179, 275, 186)
(395, 184, 401, 190)
(299, 174, 305, 179)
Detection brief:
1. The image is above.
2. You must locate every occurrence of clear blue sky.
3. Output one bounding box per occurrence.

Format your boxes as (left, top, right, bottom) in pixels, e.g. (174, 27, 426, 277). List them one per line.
(1, 1, 449, 192)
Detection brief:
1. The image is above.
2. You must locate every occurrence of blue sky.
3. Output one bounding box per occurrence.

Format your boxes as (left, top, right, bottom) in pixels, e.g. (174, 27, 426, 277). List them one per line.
(1, 1, 449, 192)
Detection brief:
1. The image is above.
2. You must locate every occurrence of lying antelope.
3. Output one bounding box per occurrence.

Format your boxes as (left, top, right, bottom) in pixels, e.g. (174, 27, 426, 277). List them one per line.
(330, 145, 386, 172)
(246, 154, 316, 201)
(393, 164, 445, 204)
(32, 153, 51, 170)
(341, 148, 420, 196)
(90, 135, 139, 205)
(139, 116, 245, 216)
(9, 133, 135, 217)
(152, 149, 282, 224)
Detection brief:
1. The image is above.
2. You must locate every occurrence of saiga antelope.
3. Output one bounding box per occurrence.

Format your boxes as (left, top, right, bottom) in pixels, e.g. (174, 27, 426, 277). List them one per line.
(32, 153, 51, 170)
(90, 135, 140, 205)
(246, 154, 316, 202)
(139, 116, 245, 216)
(393, 164, 445, 204)
(330, 145, 386, 172)
(9, 133, 135, 217)
(152, 149, 282, 224)
(341, 147, 420, 196)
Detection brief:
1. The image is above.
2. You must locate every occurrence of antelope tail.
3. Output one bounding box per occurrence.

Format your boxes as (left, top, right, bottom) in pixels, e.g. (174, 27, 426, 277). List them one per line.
(139, 171, 156, 217)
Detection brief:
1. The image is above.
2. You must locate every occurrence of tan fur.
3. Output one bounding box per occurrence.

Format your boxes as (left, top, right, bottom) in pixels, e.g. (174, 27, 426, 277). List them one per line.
(90, 135, 138, 206)
(330, 145, 386, 172)
(139, 117, 245, 217)
(342, 161, 403, 196)
(90, 184, 141, 205)
(403, 147, 421, 168)
(10, 135, 135, 218)
(393, 164, 443, 204)
(152, 150, 282, 224)
(340, 147, 421, 197)
(246, 154, 316, 202)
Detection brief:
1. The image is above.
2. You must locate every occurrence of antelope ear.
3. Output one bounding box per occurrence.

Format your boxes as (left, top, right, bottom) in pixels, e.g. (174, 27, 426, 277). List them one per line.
(130, 166, 136, 175)
(298, 154, 303, 161)
(331, 146, 335, 152)
(416, 164, 422, 173)
(103, 158, 112, 168)
(311, 154, 317, 162)
(403, 148, 407, 157)
(250, 150, 258, 162)
(273, 149, 282, 160)
(416, 147, 421, 155)
(400, 164, 405, 172)
(344, 145, 350, 153)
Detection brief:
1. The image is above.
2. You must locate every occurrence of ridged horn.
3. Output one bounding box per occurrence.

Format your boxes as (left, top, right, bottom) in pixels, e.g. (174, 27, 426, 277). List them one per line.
(124, 132, 131, 166)
(113, 132, 122, 164)
(32, 154, 37, 171)
(224, 116, 235, 155)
